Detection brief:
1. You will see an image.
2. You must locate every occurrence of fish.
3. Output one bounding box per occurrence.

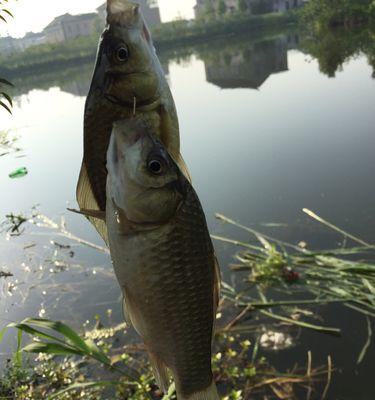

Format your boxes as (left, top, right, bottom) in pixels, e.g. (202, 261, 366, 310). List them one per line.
(105, 116, 220, 400)
(77, 0, 190, 243)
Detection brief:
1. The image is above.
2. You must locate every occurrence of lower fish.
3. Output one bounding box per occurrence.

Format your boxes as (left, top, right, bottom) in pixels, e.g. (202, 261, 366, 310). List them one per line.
(105, 116, 220, 400)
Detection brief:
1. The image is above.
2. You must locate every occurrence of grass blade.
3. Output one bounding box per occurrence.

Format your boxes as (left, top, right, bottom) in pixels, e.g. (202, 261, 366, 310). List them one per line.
(84, 338, 111, 365)
(215, 213, 308, 253)
(259, 310, 341, 336)
(357, 317, 372, 365)
(23, 342, 85, 356)
(9, 322, 68, 346)
(303, 209, 372, 247)
(14, 330, 23, 367)
(47, 381, 118, 400)
(0, 327, 7, 343)
(21, 318, 91, 353)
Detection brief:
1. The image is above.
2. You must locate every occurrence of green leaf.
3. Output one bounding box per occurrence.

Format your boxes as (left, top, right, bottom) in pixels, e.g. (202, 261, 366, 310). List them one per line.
(84, 338, 111, 365)
(14, 330, 23, 367)
(9, 322, 68, 346)
(0, 14, 7, 23)
(22, 342, 85, 357)
(0, 327, 7, 343)
(1, 92, 12, 106)
(0, 78, 13, 86)
(47, 381, 118, 400)
(1, 9, 13, 18)
(21, 318, 91, 354)
(0, 100, 12, 114)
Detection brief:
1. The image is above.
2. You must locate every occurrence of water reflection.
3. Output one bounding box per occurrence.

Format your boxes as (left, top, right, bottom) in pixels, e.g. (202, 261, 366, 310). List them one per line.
(1, 26, 375, 399)
(203, 37, 289, 89)
(6, 28, 375, 98)
(301, 27, 375, 78)
(8, 63, 94, 98)
(8, 60, 171, 99)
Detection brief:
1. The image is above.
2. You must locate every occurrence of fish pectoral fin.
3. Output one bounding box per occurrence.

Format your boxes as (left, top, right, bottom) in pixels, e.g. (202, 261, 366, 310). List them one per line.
(68, 208, 106, 221)
(76, 161, 109, 244)
(148, 351, 170, 394)
(176, 153, 192, 184)
(122, 295, 132, 327)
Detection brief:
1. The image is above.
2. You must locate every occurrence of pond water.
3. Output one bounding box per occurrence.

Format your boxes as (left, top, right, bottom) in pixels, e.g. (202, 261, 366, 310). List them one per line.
(1, 28, 375, 399)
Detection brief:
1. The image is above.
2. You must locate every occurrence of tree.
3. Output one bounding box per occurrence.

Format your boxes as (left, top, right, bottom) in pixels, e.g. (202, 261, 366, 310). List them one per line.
(218, 0, 227, 16)
(238, 0, 248, 13)
(204, 0, 215, 16)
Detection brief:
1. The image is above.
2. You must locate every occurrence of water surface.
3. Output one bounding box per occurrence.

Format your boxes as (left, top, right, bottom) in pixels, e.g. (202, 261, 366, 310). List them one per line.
(1, 28, 374, 399)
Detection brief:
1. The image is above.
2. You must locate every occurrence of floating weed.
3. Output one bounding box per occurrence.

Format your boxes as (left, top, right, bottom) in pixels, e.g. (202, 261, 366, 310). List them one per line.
(214, 210, 375, 338)
(1, 213, 28, 236)
(0, 130, 22, 157)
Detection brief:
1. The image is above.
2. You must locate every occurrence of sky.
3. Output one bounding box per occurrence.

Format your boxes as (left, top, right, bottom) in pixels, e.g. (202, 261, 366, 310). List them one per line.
(0, 0, 196, 38)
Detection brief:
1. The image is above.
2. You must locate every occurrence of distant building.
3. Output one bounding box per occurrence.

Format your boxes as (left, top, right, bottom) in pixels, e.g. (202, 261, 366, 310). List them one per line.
(0, 32, 45, 54)
(97, 0, 161, 28)
(18, 32, 46, 50)
(194, 0, 304, 18)
(44, 13, 97, 43)
(0, 36, 18, 55)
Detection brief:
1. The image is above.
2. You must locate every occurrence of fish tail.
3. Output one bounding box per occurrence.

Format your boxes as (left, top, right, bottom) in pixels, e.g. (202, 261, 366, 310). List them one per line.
(176, 380, 220, 400)
(148, 351, 170, 394)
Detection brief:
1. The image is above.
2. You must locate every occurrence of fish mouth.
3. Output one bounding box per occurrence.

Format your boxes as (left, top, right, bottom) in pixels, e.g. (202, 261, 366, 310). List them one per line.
(104, 94, 162, 112)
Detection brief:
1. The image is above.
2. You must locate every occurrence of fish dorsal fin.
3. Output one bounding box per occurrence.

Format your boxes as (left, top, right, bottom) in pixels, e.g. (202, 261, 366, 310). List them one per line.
(76, 161, 109, 245)
(107, 0, 142, 27)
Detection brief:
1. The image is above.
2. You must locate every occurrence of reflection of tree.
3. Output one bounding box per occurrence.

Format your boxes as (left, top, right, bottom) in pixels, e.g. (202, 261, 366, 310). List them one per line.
(199, 35, 289, 89)
(300, 27, 375, 78)
(8, 62, 93, 98)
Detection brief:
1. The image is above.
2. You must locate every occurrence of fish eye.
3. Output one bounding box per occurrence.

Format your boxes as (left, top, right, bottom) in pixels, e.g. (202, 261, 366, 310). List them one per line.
(147, 157, 165, 175)
(115, 45, 129, 62)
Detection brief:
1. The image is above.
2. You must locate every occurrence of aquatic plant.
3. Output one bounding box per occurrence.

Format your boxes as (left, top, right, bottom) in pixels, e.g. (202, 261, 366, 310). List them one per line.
(214, 209, 375, 340)
(0, 316, 331, 400)
(2, 207, 373, 398)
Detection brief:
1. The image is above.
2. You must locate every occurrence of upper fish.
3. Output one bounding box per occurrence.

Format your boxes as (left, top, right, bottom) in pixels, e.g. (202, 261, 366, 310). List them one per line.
(77, 0, 190, 243)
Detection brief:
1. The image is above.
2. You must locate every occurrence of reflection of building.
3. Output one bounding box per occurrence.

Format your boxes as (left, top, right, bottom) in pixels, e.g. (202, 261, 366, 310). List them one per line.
(44, 13, 97, 43)
(204, 37, 288, 89)
(97, 1, 161, 28)
(194, 0, 304, 18)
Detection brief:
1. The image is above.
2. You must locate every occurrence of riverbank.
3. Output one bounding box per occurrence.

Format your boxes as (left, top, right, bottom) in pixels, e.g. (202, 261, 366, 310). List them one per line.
(0, 11, 296, 78)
